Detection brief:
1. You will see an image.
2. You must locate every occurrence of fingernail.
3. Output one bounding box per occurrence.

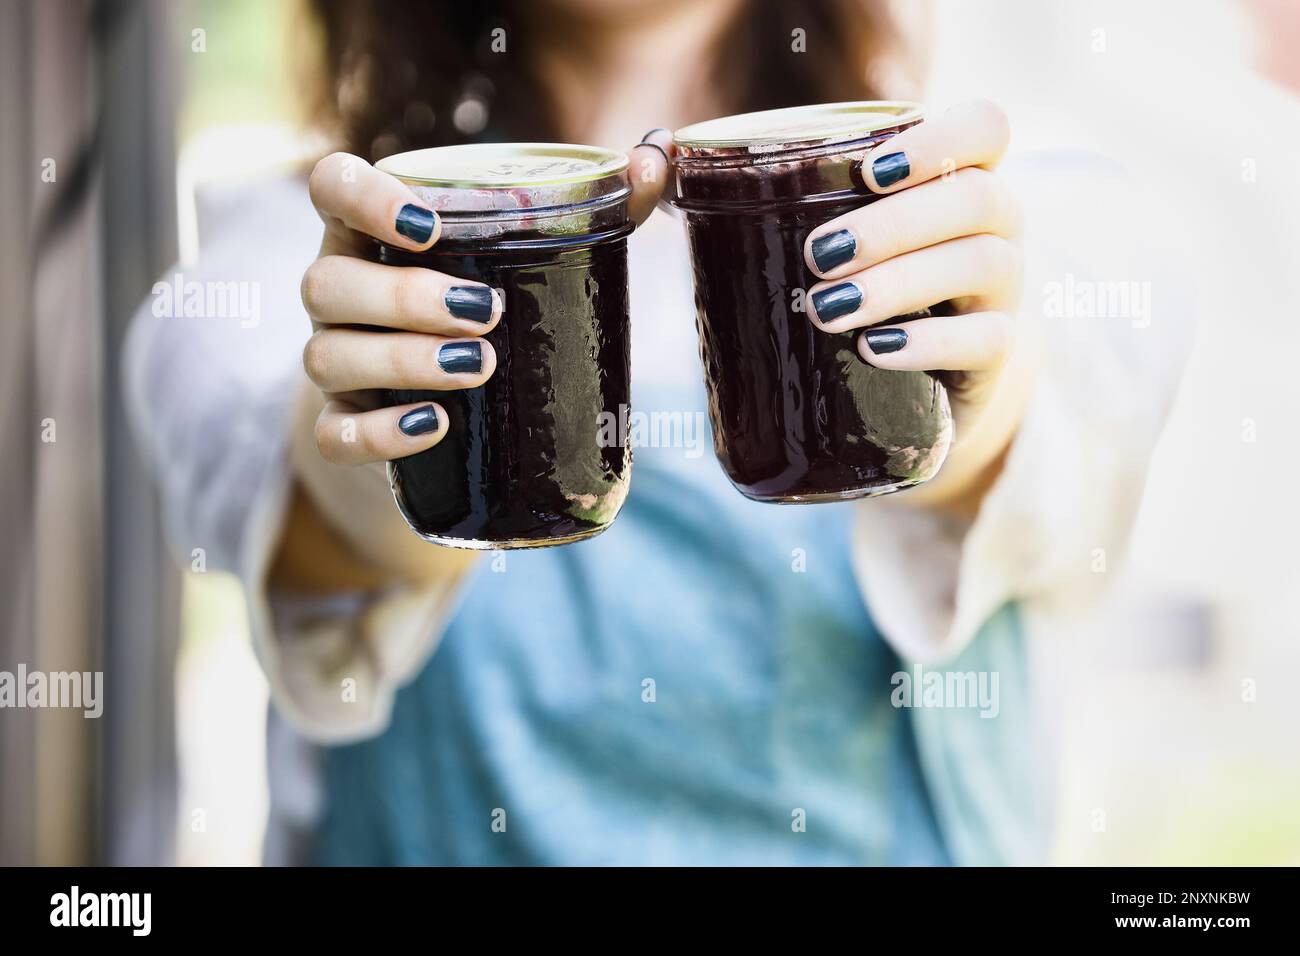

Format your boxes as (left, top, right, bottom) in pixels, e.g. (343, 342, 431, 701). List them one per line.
(438, 341, 482, 374)
(810, 229, 856, 274)
(398, 405, 441, 436)
(445, 286, 496, 324)
(810, 282, 863, 323)
(864, 327, 908, 354)
(395, 203, 437, 243)
(872, 151, 910, 188)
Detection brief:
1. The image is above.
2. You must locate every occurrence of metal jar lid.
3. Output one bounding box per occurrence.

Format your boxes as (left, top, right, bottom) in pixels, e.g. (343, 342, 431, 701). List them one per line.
(376, 143, 630, 240)
(674, 101, 923, 152)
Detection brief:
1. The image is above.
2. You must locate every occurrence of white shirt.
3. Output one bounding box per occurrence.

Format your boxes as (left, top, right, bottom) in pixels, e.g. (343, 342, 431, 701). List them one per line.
(124, 152, 1193, 746)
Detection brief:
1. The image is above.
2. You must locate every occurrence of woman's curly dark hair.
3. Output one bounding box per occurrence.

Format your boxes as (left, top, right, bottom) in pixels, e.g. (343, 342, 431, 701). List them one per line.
(301, 0, 918, 162)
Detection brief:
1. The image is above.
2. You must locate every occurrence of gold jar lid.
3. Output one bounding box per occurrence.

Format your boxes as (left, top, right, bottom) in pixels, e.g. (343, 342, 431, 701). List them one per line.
(674, 101, 922, 149)
(376, 142, 628, 189)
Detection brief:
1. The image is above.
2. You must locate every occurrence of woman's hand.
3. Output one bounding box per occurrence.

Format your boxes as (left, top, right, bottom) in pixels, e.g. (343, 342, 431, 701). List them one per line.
(300, 133, 671, 467)
(803, 99, 1036, 515)
(277, 137, 672, 589)
(280, 153, 506, 586)
(300, 152, 503, 465)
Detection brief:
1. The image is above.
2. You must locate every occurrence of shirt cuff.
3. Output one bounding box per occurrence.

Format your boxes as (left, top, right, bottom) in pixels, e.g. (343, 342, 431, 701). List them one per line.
(851, 367, 1152, 664)
(236, 411, 469, 745)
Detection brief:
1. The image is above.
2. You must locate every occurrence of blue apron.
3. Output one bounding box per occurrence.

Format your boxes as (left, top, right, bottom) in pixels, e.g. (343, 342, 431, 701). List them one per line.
(313, 426, 1039, 865)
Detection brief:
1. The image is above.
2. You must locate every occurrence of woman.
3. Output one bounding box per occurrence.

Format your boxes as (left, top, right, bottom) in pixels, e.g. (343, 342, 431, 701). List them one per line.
(126, 0, 1186, 864)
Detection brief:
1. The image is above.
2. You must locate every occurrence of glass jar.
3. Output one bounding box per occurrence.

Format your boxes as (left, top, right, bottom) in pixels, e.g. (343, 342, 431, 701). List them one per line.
(375, 143, 633, 548)
(671, 102, 953, 502)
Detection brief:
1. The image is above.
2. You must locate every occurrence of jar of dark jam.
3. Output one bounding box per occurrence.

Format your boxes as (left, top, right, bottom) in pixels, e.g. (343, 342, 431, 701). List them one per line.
(374, 144, 632, 548)
(671, 103, 953, 502)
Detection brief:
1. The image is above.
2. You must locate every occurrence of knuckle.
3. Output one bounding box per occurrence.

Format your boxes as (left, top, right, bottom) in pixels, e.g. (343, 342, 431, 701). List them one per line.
(391, 267, 430, 326)
(986, 307, 1013, 338)
(969, 98, 1010, 142)
(313, 413, 343, 463)
(974, 234, 1014, 279)
(356, 416, 387, 460)
(930, 319, 960, 355)
(386, 335, 426, 386)
(301, 330, 333, 385)
(308, 152, 350, 205)
(299, 258, 334, 316)
(987, 182, 1023, 237)
(856, 205, 905, 264)
(868, 259, 909, 318)
(955, 167, 998, 221)
(986, 312, 1016, 365)
(974, 170, 1023, 236)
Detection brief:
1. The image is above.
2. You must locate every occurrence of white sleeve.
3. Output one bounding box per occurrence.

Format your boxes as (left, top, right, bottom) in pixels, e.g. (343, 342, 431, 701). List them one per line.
(122, 177, 462, 743)
(851, 154, 1196, 662)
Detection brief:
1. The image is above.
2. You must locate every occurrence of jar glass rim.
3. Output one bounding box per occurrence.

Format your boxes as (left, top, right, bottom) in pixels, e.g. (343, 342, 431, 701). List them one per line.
(674, 101, 923, 149)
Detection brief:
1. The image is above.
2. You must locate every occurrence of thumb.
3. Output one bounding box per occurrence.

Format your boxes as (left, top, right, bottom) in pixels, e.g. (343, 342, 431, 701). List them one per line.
(626, 128, 674, 226)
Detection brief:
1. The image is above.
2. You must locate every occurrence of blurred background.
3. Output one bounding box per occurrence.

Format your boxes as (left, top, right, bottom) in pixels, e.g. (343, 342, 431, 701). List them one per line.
(1, 0, 1298, 865)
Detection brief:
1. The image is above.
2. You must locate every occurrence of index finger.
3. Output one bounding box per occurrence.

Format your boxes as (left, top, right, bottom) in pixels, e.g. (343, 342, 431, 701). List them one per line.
(308, 151, 443, 253)
(856, 99, 1011, 194)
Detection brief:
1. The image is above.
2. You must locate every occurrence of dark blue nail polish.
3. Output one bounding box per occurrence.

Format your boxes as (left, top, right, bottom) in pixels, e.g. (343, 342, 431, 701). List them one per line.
(395, 203, 437, 243)
(811, 282, 863, 323)
(444, 286, 495, 324)
(398, 405, 441, 436)
(809, 229, 856, 274)
(864, 327, 908, 354)
(438, 341, 482, 374)
(872, 151, 910, 188)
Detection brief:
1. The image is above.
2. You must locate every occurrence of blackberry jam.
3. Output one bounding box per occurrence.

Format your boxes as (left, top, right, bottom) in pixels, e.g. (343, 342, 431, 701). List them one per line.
(375, 144, 633, 548)
(672, 103, 952, 502)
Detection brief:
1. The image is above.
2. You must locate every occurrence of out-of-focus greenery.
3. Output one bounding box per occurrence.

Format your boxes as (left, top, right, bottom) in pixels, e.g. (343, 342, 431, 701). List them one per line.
(1057, 761, 1300, 866)
(179, 571, 247, 651)
(179, 0, 301, 141)
(1152, 767, 1300, 866)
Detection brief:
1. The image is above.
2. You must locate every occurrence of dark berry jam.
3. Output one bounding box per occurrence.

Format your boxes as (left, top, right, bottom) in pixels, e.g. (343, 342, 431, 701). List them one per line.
(375, 143, 633, 548)
(673, 104, 952, 502)
(380, 229, 632, 548)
